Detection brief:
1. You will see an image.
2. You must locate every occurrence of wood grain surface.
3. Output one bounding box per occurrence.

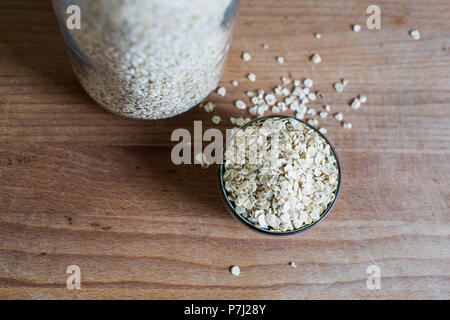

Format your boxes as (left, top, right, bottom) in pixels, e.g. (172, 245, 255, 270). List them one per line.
(0, 0, 449, 300)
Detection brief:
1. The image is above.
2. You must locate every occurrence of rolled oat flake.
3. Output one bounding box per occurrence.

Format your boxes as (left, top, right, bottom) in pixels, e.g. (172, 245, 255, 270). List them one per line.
(230, 265, 240, 276)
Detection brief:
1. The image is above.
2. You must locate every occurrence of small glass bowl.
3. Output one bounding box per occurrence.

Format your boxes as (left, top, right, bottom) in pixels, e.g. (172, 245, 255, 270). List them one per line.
(218, 115, 341, 236)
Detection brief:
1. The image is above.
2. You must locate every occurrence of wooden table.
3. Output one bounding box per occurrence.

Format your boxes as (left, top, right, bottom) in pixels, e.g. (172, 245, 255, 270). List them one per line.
(0, 0, 449, 300)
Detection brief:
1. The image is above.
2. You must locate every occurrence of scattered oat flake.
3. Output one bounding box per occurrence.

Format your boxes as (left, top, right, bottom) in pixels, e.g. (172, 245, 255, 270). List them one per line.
(285, 96, 295, 106)
(235, 100, 246, 110)
(217, 87, 226, 96)
(212, 115, 221, 125)
(272, 106, 281, 113)
(334, 112, 343, 121)
(319, 127, 327, 134)
(314, 33, 322, 39)
(343, 122, 353, 129)
(230, 265, 240, 276)
(352, 24, 361, 32)
(295, 112, 305, 119)
(409, 29, 420, 40)
(204, 101, 215, 112)
(303, 78, 313, 88)
(262, 43, 269, 49)
(307, 108, 316, 116)
(265, 94, 277, 106)
(277, 101, 287, 112)
(308, 118, 318, 127)
(257, 106, 265, 116)
(236, 117, 245, 126)
(274, 86, 282, 95)
(324, 105, 331, 112)
(333, 82, 344, 93)
(248, 73, 256, 82)
(232, 80, 239, 86)
(359, 95, 367, 103)
(281, 88, 291, 96)
(310, 53, 321, 64)
(319, 111, 328, 118)
(281, 76, 291, 85)
(290, 261, 297, 268)
(242, 52, 251, 61)
(350, 98, 361, 110)
(276, 56, 285, 64)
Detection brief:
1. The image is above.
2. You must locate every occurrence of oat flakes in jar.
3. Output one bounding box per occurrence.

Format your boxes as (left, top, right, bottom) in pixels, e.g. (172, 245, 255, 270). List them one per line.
(53, 0, 240, 119)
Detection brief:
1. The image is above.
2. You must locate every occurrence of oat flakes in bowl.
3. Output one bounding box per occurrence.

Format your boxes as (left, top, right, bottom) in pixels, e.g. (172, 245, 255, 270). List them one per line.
(219, 115, 341, 235)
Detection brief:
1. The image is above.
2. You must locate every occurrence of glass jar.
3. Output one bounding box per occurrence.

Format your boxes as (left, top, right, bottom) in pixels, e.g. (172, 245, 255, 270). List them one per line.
(52, 0, 240, 119)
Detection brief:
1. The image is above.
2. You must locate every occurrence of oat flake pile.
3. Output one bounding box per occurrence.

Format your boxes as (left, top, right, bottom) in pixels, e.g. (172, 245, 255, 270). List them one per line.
(223, 117, 339, 232)
(53, 0, 239, 119)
